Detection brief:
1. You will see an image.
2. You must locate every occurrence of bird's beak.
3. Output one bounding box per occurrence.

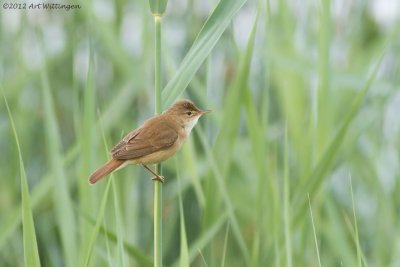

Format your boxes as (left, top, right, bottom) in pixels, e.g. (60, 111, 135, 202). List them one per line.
(200, 109, 211, 115)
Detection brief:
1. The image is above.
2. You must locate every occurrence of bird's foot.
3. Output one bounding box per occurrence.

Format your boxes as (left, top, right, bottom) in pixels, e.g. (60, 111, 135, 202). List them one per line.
(152, 175, 165, 183)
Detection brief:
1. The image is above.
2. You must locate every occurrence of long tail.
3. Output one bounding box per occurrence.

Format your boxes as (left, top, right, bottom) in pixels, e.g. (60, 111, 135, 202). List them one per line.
(88, 159, 124, 184)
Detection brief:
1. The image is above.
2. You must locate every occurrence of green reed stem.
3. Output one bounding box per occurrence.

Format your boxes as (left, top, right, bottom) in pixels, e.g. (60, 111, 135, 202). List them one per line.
(155, 16, 162, 114)
(153, 15, 163, 267)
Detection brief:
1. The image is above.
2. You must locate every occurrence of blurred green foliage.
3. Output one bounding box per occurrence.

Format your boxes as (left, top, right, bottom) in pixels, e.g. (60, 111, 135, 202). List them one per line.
(1, 0, 400, 266)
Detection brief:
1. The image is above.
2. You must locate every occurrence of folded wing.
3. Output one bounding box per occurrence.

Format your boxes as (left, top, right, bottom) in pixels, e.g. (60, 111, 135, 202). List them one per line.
(111, 117, 178, 160)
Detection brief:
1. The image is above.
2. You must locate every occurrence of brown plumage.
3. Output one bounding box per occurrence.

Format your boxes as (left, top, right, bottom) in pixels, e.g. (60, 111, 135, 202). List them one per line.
(88, 99, 209, 184)
(88, 159, 124, 184)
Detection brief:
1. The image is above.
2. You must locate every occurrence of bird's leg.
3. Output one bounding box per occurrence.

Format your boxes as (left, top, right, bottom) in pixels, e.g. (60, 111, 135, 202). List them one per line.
(142, 164, 165, 183)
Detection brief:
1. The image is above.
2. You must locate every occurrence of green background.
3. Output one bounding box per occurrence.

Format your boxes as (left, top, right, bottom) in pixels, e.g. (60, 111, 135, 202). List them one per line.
(1, 0, 400, 266)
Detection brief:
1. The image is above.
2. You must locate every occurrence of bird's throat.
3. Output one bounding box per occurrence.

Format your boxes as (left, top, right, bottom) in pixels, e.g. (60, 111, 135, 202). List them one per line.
(184, 116, 200, 135)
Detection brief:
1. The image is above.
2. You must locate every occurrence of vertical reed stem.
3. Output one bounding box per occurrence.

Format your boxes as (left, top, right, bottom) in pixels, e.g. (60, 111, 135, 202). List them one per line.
(153, 15, 163, 267)
(155, 16, 162, 114)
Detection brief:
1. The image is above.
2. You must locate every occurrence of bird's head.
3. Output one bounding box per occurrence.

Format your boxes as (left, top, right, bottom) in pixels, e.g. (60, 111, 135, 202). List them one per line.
(165, 99, 210, 131)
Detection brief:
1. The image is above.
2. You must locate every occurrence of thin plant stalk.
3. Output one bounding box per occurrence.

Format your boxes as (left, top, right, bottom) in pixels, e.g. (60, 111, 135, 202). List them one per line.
(148, 1, 168, 266)
(153, 14, 163, 267)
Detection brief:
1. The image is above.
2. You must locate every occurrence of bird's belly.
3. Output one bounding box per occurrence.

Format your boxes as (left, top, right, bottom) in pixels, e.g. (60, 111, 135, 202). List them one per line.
(127, 143, 181, 165)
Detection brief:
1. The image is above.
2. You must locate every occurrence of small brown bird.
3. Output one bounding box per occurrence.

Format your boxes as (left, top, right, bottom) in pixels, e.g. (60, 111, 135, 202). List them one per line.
(89, 99, 210, 184)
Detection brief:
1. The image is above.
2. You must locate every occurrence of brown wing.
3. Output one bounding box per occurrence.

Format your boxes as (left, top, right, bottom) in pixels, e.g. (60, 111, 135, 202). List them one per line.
(111, 116, 178, 160)
(111, 128, 140, 154)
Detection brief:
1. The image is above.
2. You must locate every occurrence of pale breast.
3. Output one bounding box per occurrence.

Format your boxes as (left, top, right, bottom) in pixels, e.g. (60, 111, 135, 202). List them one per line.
(127, 139, 183, 165)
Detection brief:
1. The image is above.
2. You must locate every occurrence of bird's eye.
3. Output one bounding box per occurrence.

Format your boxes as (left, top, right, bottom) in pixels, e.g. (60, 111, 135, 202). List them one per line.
(186, 111, 192, 116)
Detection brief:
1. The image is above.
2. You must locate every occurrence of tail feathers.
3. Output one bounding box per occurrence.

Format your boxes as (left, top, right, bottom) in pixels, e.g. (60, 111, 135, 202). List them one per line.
(89, 159, 124, 184)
